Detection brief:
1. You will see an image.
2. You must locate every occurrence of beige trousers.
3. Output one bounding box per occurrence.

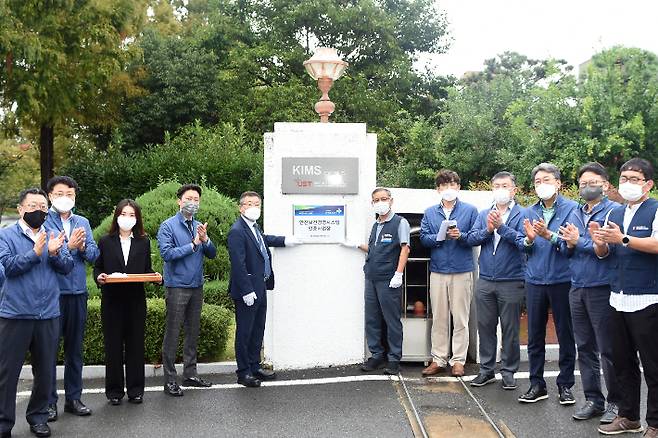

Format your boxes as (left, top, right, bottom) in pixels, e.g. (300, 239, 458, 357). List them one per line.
(429, 271, 473, 366)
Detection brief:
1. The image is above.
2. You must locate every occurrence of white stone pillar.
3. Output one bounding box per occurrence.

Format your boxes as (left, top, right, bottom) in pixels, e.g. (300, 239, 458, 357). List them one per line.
(262, 122, 376, 369)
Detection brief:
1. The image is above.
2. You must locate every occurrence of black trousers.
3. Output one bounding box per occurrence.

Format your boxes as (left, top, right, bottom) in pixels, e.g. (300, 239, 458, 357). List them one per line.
(50, 293, 88, 404)
(101, 290, 146, 399)
(610, 303, 658, 427)
(0, 317, 58, 433)
(234, 293, 267, 379)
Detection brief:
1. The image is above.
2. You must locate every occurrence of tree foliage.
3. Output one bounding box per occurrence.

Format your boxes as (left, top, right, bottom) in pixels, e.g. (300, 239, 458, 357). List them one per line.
(388, 47, 658, 189)
(0, 0, 150, 186)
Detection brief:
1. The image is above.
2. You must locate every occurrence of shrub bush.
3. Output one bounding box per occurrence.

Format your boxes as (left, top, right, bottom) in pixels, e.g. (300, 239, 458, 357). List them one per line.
(61, 121, 262, 227)
(203, 279, 234, 311)
(76, 298, 232, 365)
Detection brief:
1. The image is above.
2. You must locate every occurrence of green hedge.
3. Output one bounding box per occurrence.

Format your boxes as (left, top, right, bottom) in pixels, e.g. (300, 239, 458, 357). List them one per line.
(203, 279, 234, 312)
(61, 121, 262, 227)
(73, 298, 232, 365)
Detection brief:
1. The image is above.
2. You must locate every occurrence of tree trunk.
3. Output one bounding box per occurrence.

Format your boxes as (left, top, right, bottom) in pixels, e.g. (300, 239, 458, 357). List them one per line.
(39, 124, 55, 190)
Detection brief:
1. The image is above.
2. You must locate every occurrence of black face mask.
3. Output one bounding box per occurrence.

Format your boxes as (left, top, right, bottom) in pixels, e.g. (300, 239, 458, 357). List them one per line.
(579, 186, 603, 202)
(23, 210, 47, 229)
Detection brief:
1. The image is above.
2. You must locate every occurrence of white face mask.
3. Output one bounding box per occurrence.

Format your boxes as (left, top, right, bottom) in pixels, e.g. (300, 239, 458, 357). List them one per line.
(244, 207, 261, 222)
(492, 188, 512, 205)
(373, 201, 391, 216)
(117, 216, 136, 232)
(618, 182, 645, 202)
(535, 183, 557, 200)
(440, 188, 458, 202)
(52, 197, 75, 213)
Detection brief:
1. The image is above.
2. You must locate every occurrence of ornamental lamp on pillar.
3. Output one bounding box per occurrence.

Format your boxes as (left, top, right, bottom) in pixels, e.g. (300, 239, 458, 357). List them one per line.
(303, 47, 348, 123)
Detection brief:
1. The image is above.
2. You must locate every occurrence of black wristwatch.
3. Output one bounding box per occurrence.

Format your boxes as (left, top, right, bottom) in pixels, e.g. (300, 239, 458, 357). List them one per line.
(622, 235, 631, 247)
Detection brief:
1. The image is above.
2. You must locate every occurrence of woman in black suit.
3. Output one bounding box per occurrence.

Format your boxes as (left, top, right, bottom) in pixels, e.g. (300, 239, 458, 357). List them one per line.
(94, 199, 155, 405)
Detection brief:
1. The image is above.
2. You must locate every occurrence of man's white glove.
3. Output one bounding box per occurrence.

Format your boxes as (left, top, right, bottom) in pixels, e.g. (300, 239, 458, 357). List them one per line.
(340, 241, 361, 249)
(389, 271, 404, 289)
(285, 236, 302, 247)
(243, 292, 257, 306)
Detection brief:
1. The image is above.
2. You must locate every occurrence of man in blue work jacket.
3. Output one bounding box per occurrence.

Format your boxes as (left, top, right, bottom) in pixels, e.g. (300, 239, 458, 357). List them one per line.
(0, 188, 73, 438)
(45, 176, 99, 421)
(420, 169, 478, 378)
(158, 184, 217, 397)
(558, 163, 621, 424)
(519, 163, 578, 405)
(466, 171, 526, 391)
(592, 158, 658, 436)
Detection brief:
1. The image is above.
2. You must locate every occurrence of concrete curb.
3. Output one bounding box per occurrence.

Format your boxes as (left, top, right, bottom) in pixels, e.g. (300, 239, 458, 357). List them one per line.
(20, 361, 237, 381)
(20, 345, 557, 381)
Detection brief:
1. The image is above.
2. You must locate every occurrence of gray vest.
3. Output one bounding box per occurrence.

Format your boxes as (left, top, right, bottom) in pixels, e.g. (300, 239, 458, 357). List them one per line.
(364, 214, 402, 281)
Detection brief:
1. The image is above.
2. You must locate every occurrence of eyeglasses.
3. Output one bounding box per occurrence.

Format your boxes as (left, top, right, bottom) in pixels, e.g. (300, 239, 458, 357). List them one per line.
(51, 192, 75, 199)
(372, 196, 390, 203)
(619, 176, 646, 184)
(23, 203, 48, 211)
(241, 202, 261, 208)
(578, 180, 604, 188)
(534, 177, 556, 185)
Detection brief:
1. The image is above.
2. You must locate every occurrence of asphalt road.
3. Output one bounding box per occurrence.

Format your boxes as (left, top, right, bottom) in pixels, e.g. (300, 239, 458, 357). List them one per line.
(10, 362, 649, 438)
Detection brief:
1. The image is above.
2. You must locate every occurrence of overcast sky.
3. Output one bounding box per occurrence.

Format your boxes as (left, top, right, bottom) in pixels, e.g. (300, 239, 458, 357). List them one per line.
(421, 0, 658, 77)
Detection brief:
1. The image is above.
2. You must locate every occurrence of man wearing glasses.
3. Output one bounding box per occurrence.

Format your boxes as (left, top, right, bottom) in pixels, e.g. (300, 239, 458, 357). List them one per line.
(227, 191, 300, 387)
(420, 169, 478, 377)
(355, 188, 410, 375)
(558, 163, 621, 424)
(591, 158, 658, 437)
(518, 163, 578, 405)
(45, 176, 99, 421)
(0, 188, 73, 437)
(466, 172, 526, 391)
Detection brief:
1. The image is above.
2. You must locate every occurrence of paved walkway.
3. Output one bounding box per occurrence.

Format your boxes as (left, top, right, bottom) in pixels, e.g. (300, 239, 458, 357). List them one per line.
(11, 362, 648, 437)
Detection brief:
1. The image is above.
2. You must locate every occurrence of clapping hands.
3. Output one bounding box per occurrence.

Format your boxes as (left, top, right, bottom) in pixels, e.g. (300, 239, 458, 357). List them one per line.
(47, 231, 66, 256)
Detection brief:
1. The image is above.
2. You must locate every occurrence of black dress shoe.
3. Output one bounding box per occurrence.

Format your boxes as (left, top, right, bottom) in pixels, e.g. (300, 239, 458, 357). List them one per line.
(518, 385, 548, 403)
(164, 382, 184, 396)
(253, 368, 276, 381)
(237, 375, 261, 388)
(182, 376, 212, 387)
(64, 399, 92, 416)
(108, 397, 122, 406)
(383, 361, 400, 375)
(46, 404, 57, 422)
(573, 400, 605, 420)
(29, 423, 51, 437)
(128, 395, 143, 404)
(559, 386, 576, 405)
(360, 357, 386, 372)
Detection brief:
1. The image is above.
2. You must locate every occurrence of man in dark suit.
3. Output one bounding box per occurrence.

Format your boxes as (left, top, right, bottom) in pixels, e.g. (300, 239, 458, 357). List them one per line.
(227, 191, 299, 387)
